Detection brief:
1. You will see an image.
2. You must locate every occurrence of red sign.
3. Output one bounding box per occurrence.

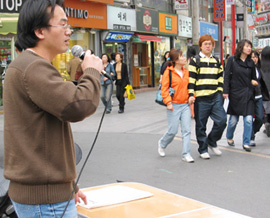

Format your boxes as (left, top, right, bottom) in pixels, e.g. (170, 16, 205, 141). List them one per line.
(214, 0, 226, 22)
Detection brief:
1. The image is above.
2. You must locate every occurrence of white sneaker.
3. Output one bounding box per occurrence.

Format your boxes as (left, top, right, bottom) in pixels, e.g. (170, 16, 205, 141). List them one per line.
(158, 140, 165, 157)
(208, 146, 222, 156)
(182, 155, 194, 163)
(200, 152, 210, 159)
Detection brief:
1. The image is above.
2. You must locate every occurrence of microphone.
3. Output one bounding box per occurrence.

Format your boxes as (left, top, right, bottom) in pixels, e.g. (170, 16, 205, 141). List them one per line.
(71, 45, 111, 80)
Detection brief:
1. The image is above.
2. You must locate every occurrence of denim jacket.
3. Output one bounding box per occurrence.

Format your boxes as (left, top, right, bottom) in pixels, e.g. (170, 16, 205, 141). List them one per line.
(101, 63, 116, 85)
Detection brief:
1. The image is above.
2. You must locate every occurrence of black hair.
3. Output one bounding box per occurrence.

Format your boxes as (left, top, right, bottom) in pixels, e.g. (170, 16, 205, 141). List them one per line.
(163, 51, 170, 62)
(101, 53, 111, 63)
(110, 53, 116, 61)
(251, 50, 261, 69)
(187, 46, 196, 60)
(15, 40, 23, 52)
(225, 54, 230, 59)
(234, 39, 252, 60)
(261, 46, 270, 73)
(17, 0, 64, 50)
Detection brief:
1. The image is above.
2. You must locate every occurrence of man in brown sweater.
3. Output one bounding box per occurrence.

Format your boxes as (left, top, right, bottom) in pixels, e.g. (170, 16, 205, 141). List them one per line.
(3, 0, 103, 217)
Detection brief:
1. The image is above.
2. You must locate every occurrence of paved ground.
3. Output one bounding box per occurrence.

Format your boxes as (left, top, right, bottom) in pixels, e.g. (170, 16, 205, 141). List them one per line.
(0, 90, 270, 217)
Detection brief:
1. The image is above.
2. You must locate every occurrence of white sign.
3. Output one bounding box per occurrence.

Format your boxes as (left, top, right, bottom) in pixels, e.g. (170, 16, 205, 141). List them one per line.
(174, 0, 189, 10)
(107, 5, 136, 31)
(178, 15, 192, 38)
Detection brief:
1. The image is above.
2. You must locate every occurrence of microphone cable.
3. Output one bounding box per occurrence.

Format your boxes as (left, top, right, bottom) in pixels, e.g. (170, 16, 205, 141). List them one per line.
(60, 73, 113, 218)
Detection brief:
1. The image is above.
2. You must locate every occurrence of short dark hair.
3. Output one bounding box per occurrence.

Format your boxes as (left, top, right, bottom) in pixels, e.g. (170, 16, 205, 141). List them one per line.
(101, 53, 111, 63)
(110, 53, 116, 61)
(17, 0, 64, 50)
(187, 46, 196, 60)
(235, 39, 252, 60)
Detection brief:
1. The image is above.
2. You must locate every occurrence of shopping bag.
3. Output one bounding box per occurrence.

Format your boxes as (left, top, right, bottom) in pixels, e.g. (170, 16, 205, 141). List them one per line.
(125, 85, 135, 100)
(155, 84, 166, 106)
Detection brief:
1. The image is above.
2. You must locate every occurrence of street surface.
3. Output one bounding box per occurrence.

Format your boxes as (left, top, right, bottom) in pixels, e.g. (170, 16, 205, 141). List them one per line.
(0, 90, 270, 217)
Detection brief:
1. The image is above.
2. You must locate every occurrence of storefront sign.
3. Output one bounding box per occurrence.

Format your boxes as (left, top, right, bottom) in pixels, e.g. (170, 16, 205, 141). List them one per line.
(105, 32, 133, 42)
(255, 14, 268, 24)
(174, 0, 189, 10)
(178, 15, 192, 38)
(107, 5, 136, 31)
(0, 0, 23, 13)
(199, 21, 218, 41)
(159, 12, 178, 36)
(213, 0, 226, 22)
(136, 7, 158, 34)
(64, 0, 107, 29)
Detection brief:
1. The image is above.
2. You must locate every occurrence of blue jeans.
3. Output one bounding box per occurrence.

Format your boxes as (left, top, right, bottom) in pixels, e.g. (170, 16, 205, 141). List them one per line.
(11, 199, 77, 218)
(194, 94, 227, 154)
(159, 103, 191, 157)
(252, 98, 264, 140)
(101, 83, 113, 111)
(226, 115, 253, 145)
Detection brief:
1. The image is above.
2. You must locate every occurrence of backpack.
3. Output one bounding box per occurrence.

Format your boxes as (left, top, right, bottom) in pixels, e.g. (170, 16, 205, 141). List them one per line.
(194, 54, 221, 72)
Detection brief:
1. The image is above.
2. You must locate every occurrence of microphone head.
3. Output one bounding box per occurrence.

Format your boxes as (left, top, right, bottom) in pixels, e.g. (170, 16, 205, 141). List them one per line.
(71, 45, 83, 58)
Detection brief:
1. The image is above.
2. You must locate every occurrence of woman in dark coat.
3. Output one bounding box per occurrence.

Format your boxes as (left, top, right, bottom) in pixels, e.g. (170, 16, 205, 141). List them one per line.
(223, 39, 258, 152)
(250, 51, 264, 145)
(261, 46, 270, 136)
(113, 52, 130, 113)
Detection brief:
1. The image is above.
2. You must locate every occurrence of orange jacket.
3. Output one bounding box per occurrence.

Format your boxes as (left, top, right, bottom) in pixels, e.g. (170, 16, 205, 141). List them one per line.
(161, 65, 189, 105)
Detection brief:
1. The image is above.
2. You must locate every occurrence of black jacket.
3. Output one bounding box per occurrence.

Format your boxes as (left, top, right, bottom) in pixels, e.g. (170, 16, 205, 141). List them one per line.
(224, 56, 257, 116)
(113, 62, 130, 87)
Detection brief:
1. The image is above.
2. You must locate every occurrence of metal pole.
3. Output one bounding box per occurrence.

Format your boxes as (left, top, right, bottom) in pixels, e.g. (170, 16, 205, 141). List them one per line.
(231, 4, 236, 55)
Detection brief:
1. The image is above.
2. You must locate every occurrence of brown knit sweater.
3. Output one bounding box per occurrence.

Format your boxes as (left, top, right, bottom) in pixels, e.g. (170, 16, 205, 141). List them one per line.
(3, 50, 101, 204)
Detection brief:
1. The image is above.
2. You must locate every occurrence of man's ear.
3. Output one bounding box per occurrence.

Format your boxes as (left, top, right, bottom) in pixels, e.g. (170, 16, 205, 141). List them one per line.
(34, 28, 46, 40)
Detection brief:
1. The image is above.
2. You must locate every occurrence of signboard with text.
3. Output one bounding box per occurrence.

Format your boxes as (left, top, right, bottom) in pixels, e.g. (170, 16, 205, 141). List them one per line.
(107, 5, 136, 31)
(200, 21, 218, 41)
(159, 12, 178, 36)
(0, 0, 23, 13)
(136, 7, 159, 34)
(174, 0, 189, 10)
(214, 0, 226, 22)
(178, 15, 192, 38)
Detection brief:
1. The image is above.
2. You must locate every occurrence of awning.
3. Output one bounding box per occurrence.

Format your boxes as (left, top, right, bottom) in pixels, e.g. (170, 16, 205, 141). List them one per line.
(135, 34, 162, 42)
(0, 19, 17, 35)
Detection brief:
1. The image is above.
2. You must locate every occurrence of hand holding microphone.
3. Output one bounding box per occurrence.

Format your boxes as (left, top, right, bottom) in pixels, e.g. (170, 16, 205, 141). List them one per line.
(71, 45, 111, 80)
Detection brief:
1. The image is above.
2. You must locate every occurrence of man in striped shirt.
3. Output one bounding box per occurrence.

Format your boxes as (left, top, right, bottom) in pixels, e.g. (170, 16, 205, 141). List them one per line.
(188, 34, 227, 159)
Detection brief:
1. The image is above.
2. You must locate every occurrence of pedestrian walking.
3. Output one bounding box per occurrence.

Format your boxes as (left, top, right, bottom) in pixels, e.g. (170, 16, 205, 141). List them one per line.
(261, 46, 270, 137)
(188, 34, 226, 159)
(158, 48, 194, 163)
(250, 51, 264, 145)
(223, 39, 258, 152)
(101, 53, 116, 114)
(159, 51, 170, 84)
(113, 52, 130, 113)
(3, 0, 104, 217)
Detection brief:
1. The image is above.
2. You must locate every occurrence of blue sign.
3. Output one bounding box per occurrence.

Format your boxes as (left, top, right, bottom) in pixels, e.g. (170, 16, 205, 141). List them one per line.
(105, 32, 133, 42)
(200, 22, 219, 41)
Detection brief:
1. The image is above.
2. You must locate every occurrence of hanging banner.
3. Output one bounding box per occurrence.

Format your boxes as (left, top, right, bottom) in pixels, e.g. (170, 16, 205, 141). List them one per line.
(214, 0, 226, 22)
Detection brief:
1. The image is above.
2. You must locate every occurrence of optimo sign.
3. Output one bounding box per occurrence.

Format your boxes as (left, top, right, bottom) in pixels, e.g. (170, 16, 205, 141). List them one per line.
(64, 0, 107, 29)
(0, 0, 23, 13)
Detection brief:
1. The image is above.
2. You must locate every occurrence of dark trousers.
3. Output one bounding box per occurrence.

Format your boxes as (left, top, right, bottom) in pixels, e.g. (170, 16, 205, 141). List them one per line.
(251, 98, 264, 140)
(194, 94, 227, 154)
(116, 83, 126, 110)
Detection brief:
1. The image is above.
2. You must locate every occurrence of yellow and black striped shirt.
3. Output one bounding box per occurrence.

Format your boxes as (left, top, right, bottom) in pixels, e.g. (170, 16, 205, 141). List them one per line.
(188, 54, 223, 100)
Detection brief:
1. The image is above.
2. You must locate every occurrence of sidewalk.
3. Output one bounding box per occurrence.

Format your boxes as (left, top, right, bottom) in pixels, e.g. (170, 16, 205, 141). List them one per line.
(70, 90, 270, 155)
